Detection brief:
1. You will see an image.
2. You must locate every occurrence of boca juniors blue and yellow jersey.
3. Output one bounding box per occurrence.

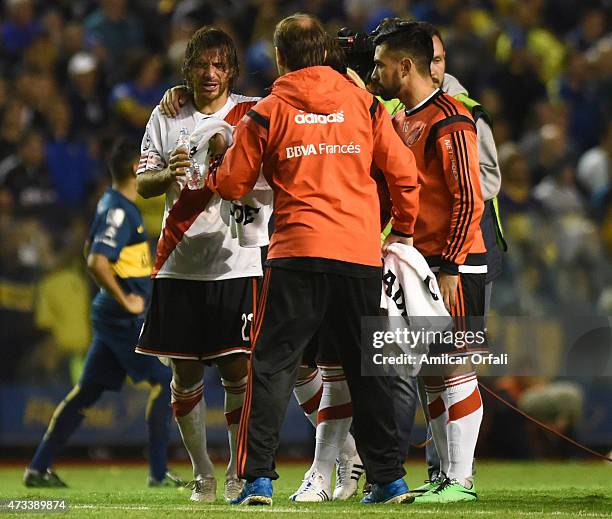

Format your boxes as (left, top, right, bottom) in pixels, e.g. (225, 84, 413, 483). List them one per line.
(88, 188, 152, 320)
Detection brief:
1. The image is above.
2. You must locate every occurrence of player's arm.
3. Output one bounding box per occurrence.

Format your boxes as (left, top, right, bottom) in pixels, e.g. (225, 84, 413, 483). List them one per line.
(475, 117, 501, 201)
(372, 166, 392, 231)
(136, 158, 187, 199)
(88, 208, 145, 315)
(158, 85, 190, 118)
(87, 253, 144, 314)
(208, 108, 267, 200)
(370, 100, 420, 248)
(136, 108, 188, 198)
(436, 120, 484, 271)
(435, 119, 484, 309)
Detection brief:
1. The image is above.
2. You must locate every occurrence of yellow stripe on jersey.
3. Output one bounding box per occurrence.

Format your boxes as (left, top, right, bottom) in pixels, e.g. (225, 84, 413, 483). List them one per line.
(112, 241, 152, 278)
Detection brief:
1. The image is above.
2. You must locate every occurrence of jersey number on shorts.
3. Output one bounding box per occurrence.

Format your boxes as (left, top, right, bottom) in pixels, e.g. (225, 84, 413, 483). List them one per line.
(241, 312, 253, 341)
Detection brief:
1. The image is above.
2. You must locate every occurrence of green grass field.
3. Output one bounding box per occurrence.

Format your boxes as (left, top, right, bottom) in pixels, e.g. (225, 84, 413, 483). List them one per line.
(0, 461, 610, 518)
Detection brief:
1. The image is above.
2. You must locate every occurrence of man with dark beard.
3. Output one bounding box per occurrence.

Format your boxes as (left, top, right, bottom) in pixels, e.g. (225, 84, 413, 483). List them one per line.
(371, 21, 486, 503)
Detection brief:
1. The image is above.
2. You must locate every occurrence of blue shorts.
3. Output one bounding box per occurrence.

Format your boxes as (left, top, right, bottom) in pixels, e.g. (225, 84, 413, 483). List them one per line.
(81, 317, 171, 391)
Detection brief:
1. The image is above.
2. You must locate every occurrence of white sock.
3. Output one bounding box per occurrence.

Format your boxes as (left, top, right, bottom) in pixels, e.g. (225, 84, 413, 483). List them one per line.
(424, 380, 450, 478)
(312, 368, 353, 481)
(222, 376, 247, 479)
(442, 373, 483, 487)
(293, 368, 322, 428)
(339, 431, 357, 458)
(171, 379, 215, 478)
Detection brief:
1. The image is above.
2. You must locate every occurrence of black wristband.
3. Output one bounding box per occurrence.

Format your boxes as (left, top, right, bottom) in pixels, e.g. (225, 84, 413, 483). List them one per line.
(390, 229, 413, 238)
(439, 259, 459, 275)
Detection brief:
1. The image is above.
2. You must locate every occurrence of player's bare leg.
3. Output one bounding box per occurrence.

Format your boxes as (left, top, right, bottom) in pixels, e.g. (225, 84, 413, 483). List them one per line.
(216, 354, 248, 501)
(170, 359, 216, 502)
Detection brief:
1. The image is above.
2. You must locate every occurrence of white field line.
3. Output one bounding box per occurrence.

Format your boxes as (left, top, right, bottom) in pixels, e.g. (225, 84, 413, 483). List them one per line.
(71, 504, 612, 517)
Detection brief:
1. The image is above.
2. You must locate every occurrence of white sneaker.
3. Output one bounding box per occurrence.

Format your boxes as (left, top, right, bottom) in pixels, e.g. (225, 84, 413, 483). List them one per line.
(188, 475, 217, 502)
(333, 451, 365, 500)
(289, 469, 331, 502)
(224, 477, 244, 502)
(288, 468, 310, 500)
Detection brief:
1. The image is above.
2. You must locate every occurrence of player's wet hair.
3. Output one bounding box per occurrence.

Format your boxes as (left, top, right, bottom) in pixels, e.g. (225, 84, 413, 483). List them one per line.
(182, 26, 239, 91)
(108, 137, 140, 184)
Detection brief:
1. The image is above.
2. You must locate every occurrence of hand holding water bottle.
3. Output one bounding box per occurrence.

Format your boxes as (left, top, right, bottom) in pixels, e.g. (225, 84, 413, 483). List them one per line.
(168, 131, 189, 181)
(172, 128, 204, 190)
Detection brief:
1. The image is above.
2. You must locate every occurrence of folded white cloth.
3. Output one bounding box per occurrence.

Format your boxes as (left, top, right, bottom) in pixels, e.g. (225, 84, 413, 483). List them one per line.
(381, 243, 449, 319)
(381, 243, 451, 376)
(190, 115, 234, 179)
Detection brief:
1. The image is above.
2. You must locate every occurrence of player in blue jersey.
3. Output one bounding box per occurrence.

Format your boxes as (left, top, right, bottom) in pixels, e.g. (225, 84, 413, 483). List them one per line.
(24, 138, 181, 488)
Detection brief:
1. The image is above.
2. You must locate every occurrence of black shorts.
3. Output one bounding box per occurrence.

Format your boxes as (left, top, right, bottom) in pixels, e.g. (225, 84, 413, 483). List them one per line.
(137, 277, 257, 362)
(450, 272, 485, 317)
(429, 272, 487, 356)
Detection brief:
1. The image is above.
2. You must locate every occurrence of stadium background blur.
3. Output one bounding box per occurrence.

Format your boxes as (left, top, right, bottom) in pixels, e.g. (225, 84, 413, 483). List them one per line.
(0, 0, 610, 463)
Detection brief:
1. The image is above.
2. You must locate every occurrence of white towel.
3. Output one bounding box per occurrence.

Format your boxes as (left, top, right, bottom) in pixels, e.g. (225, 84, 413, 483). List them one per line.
(190, 115, 234, 180)
(381, 243, 451, 376)
(381, 243, 449, 319)
(230, 173, 273, 248)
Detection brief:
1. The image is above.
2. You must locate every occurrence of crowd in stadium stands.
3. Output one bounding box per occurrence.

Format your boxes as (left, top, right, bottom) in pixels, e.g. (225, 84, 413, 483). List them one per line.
(0, 0, 610, 393)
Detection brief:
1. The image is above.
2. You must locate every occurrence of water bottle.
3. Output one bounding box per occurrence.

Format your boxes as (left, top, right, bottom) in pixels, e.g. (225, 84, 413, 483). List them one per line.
(176, 127, 203, 190)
